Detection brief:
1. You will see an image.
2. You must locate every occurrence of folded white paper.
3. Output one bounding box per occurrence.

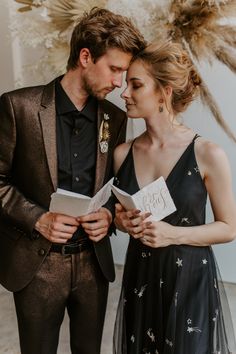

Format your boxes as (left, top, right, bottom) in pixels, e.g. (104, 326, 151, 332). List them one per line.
(49, 178, 114, 217)
(111, 176, 176, 221)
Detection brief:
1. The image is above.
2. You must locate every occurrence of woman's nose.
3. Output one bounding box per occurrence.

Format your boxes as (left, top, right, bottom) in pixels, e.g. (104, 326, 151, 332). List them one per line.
(121, 88, 129, 100)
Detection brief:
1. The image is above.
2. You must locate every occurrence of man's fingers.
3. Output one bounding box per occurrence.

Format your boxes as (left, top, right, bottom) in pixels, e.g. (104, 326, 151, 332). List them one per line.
(81, 219, 108, 230)
(88, 231, 107, 242)
(51, 213, 79, 226)
(47, 231, 73, 243)
(78, 212, 101, 223)
(86, 227, 108, 237)
(51, 222, 78, 234)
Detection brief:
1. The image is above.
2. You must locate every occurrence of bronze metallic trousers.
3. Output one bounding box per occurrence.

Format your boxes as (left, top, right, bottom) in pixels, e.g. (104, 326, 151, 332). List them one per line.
(13, 249, 109, 354)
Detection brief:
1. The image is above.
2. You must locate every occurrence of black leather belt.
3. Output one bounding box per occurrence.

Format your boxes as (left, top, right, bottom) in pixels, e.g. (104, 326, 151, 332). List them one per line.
(50, 240, 92, 255)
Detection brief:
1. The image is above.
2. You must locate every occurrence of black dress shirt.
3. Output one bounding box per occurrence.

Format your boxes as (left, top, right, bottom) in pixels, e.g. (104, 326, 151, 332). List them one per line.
(55, 78, 98, 241)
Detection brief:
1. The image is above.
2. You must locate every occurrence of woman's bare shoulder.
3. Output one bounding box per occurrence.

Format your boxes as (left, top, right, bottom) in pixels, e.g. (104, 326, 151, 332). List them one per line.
(195, 137, 229, 177)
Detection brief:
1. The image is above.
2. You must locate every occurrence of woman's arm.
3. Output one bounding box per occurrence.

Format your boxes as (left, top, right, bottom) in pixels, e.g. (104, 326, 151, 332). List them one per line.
(141, 140, 236, 248)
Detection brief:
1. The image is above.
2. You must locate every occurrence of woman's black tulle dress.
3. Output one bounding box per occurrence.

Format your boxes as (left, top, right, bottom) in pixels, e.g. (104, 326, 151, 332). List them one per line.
(113, 135, 236, 354)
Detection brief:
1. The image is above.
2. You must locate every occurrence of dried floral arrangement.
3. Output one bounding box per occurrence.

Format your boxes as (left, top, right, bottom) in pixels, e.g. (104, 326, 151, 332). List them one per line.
(12, 0, 236, 140)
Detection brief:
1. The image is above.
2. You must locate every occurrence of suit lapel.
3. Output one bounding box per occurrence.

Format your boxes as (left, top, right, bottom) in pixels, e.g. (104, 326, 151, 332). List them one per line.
(39, 80, 58, 191)
(93, 102, 109, 195)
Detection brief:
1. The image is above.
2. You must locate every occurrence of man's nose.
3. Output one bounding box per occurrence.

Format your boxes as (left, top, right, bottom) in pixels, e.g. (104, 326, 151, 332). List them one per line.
(113, 73, 123, 88)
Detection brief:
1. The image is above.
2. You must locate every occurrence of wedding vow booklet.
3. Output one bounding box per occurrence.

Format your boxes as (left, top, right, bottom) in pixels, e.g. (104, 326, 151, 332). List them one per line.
(112, 176, 176, 221)
(49, 178, 113, 217)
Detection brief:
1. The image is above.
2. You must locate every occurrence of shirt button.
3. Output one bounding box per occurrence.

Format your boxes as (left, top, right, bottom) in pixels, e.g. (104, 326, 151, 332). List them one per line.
(38, 249, 46, 256)
(73, 153, 78, 158)
(75, 176, 80, 182)
(73, 128, 79, 135)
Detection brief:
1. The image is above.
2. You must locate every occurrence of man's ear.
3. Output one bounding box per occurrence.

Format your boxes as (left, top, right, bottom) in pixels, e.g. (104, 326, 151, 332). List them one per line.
(79, 48, 92, 68)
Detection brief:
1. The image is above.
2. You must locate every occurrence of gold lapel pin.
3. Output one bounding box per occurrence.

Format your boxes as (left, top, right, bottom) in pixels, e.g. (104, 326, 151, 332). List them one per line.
(99, 113, 110, 153)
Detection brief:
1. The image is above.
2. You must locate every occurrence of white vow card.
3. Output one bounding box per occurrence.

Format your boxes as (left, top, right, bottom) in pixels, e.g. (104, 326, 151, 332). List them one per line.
(112, 176, 176, 221)
(49, 178, 114, 217)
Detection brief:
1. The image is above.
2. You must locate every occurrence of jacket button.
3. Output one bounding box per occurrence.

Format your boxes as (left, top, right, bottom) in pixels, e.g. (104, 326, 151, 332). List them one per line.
(38, 249, 46, 256)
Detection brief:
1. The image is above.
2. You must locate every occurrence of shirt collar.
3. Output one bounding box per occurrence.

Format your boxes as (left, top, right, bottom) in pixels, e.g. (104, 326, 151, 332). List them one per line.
(55, 77, 98, 122)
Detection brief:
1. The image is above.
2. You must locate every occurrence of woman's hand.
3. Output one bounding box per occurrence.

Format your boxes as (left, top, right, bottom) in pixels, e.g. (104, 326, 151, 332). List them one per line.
(114, 203, 151, 237)
(140, 220, 175, 248)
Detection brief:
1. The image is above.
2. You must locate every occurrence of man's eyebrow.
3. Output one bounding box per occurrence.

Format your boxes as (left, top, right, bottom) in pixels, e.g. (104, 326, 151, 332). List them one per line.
(111, 65, 124, 70)
(130, 77, 142, 80)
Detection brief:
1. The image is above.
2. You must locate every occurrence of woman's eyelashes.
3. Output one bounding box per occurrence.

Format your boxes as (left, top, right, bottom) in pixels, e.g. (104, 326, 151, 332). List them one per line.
(132, 83, 142, 90)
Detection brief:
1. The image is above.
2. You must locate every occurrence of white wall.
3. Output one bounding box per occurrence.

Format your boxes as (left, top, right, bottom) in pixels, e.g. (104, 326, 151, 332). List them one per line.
(0, 2, 15, 94)
(1, 3, 236, 282)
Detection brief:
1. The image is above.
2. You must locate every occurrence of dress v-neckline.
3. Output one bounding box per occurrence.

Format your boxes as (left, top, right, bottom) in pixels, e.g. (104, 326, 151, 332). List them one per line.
(131, 134, 198, 191)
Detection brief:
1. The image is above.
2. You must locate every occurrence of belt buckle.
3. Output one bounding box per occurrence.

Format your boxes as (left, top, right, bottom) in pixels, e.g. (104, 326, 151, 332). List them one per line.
(78, 243, 83, 252)
(61, 244, 68, 255)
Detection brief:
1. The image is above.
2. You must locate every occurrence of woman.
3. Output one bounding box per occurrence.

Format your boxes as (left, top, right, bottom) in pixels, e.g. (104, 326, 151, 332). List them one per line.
(113, 41, 236, 354)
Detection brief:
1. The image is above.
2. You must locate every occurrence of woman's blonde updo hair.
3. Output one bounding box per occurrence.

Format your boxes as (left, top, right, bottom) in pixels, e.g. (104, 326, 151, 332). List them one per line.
(134, 41, 201, 115)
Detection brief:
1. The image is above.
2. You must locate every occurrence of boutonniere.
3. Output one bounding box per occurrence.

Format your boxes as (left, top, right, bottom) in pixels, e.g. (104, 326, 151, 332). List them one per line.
(99, 113, 110, 153)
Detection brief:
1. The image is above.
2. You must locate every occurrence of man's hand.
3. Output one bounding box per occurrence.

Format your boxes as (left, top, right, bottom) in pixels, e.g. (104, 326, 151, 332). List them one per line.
(78, 207, 112, 242)
(35, 212, 80, 243)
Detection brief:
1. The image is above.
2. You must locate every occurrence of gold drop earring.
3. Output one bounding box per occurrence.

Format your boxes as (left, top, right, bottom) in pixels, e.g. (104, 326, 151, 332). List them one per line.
(159, 98, 164, 113)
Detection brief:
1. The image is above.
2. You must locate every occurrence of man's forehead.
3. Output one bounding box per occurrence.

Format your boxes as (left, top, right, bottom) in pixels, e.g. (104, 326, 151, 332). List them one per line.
(102, 49, 132, 67)
(104, 48, 131, 59)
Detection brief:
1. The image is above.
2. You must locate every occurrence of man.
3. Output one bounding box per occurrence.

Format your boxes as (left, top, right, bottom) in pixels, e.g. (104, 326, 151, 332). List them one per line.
(0, 8, 146, 354)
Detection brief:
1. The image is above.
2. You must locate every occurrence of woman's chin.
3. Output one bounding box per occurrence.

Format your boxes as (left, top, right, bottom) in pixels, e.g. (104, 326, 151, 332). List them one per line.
(126, 114, 143, 119)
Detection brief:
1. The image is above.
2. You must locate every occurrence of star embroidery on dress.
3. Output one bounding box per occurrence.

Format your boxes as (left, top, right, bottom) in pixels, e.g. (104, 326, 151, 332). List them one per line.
(187, 326, 202, 333)
(194, 166, 200, 173)
(147, 328, 155, 342)
(187, 170, 192, 176)
(130, 335, 135, 343)
(137, 284, 148, 298)
(187, 318, 192, 325)
(142, 252, 147, 258)
(181, 217, 190, 224)
(134, 284, 148, 297)
(165, 338, 173, 347)
(202, 259, 208, 265)
(176, 258, 183, 267)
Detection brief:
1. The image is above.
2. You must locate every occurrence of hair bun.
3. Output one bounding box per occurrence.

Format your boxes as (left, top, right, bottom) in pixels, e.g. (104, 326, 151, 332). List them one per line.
(190, 70, 201, 87)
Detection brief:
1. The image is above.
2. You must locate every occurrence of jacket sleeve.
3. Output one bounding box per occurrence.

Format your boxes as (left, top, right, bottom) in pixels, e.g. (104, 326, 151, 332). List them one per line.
(0, 93, 46, 234)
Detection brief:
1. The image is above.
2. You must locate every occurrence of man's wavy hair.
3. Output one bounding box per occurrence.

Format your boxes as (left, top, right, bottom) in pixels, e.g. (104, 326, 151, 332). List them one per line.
(67, 7, 146, 70)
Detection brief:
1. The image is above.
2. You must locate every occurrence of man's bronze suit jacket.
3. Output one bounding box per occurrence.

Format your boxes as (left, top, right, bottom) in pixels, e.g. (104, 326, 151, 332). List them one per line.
(0, 79, 127, 292)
